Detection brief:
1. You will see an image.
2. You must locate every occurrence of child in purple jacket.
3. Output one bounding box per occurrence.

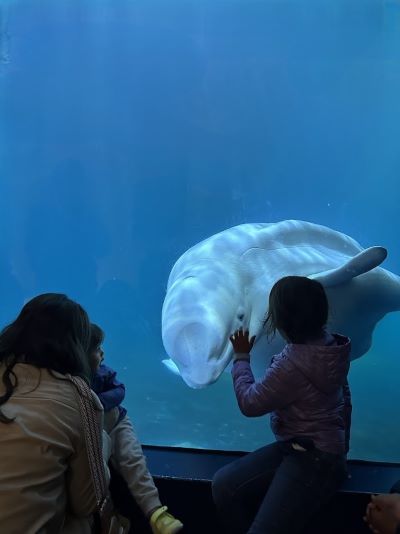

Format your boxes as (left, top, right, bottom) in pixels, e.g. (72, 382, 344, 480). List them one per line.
(89, 324, 183, 534)
(212, 276, 352, 534)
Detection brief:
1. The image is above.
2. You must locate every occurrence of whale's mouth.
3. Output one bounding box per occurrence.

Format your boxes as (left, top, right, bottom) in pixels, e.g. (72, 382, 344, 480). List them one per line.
(170, 322, 231, 388)
(180, 368, 221, 389)
(179, 358, 229, 388)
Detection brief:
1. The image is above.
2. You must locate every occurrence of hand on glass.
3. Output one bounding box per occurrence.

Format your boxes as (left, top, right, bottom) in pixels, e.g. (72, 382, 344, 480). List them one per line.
(364, 494, 400, 534)
(229, 328, 256, 354)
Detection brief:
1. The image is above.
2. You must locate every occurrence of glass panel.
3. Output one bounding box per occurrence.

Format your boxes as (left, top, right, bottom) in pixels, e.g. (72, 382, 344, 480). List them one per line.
(1, 0, 399, 461)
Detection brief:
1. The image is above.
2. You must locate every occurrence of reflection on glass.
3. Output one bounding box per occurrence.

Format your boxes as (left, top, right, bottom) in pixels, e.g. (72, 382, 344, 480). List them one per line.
(1, 0, 399, 461)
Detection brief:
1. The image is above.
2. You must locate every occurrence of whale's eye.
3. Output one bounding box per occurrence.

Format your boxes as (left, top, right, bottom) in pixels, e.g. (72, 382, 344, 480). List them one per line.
(237, 313, 244, 321)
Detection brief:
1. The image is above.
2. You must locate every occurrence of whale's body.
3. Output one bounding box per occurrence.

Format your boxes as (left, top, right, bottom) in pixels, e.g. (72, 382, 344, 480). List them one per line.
(161, 220, 400, 388)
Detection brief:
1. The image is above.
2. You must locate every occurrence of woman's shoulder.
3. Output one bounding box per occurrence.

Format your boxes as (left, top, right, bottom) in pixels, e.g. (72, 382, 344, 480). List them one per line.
(1, 363, 86, 410)
(41, 368, 103, 412)
(0, 364, 92, 447)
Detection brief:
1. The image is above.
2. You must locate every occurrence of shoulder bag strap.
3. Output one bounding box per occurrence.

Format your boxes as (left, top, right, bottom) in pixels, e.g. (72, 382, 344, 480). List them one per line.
(68, 375, 109, 512)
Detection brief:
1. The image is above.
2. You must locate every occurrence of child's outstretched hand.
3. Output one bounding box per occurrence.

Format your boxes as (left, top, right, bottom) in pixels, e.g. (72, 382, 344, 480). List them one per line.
(229, 329, 256, 354)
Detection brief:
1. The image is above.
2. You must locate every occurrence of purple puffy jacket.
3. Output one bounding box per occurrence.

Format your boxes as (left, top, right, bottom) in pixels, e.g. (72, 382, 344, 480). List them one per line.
(232, 333, 351, 455)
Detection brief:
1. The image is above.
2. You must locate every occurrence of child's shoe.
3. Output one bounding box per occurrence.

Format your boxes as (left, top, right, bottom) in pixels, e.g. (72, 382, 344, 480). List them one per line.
(150, 506, 183, 534)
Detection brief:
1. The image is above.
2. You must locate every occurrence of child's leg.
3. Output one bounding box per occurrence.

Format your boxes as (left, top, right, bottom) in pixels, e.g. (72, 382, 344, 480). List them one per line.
(247, 448, 347, 534)
(109, 415, 162, 517)
(212, 442, 285, 534)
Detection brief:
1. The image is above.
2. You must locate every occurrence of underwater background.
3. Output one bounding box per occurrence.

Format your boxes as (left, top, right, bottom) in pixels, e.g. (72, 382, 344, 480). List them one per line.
(0, 0, 399, 461)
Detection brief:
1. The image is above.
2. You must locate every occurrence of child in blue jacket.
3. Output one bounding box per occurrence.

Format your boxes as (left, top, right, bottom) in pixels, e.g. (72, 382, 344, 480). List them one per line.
(89, 324, 183, 534)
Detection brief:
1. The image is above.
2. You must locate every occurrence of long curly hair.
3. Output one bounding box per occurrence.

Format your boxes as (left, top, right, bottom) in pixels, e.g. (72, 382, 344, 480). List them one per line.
(0, 293, 91, 423)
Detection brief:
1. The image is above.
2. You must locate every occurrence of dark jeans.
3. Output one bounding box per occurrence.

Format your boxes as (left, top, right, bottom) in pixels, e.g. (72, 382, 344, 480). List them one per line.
(212, 441, 347, 534)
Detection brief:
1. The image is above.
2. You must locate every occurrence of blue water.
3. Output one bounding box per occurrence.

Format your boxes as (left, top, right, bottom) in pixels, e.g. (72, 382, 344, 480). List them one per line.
(1, 0, 399, 461)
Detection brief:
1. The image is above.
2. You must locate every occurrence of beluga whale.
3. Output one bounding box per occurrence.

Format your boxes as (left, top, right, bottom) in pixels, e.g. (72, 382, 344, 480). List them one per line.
(161, 220, 400, 388)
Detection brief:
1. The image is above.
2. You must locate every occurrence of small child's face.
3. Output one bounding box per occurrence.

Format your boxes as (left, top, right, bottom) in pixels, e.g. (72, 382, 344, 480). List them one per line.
(91, 346, 104, 371)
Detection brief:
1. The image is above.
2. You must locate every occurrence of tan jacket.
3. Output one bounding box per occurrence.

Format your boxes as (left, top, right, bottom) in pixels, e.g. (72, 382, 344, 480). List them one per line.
(0, 363, 109, 533)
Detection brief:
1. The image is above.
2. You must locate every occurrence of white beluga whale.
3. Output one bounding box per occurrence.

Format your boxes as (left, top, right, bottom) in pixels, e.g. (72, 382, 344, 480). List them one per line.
(161, 220, 400, 388)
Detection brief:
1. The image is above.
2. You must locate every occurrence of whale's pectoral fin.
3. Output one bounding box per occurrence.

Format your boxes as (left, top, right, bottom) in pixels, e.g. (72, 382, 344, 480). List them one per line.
(162, 358, 181, 376)
(311, 246, 387, 287)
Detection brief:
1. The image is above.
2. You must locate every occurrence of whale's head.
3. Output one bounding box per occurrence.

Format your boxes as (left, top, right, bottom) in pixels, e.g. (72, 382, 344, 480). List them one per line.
(161, 260, 259, 388)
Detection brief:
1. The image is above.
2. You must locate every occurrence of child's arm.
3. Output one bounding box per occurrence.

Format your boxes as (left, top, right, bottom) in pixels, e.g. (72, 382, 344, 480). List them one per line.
(95, 365, 126, 412)
(98, 382, 125, 412)
(228, 330, 300, 417)
(232, 357, 300, 417)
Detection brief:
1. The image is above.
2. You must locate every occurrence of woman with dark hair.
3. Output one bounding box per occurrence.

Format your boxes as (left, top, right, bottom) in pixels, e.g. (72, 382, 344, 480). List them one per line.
(0, 293, 108, 533)
(212, 276, 352, 534)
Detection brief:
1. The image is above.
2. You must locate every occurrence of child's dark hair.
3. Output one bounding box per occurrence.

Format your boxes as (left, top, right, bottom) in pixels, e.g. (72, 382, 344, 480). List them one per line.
(89, 323, 105, 354)
(264, 276, 329, 344)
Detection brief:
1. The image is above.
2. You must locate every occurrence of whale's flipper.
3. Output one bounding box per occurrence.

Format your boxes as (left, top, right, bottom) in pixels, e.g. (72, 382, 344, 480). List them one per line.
(162, 358, 181, 376)
(312, 246, 387, 287)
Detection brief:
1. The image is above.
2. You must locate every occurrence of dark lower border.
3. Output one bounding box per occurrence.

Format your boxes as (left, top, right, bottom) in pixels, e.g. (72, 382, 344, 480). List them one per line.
(111, 446, 400, 533)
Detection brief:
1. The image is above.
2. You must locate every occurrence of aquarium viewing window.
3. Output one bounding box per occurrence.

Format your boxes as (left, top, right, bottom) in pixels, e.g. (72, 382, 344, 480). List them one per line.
(1, 0, 399, 462)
